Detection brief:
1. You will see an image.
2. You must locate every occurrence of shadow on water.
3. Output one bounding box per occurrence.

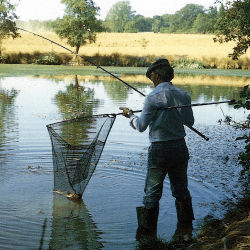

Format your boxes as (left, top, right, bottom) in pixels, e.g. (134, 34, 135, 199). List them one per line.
(0, 74, 248, 249)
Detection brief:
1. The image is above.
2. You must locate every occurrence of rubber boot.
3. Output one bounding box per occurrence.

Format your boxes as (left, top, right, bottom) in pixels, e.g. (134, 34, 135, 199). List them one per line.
(136, 205, 159, 241)
(173, 197, 195, 242)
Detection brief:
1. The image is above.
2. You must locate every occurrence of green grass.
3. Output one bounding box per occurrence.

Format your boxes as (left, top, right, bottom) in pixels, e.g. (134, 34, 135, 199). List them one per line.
(1, 64, 250, 78)
(0, 64, 145, 77)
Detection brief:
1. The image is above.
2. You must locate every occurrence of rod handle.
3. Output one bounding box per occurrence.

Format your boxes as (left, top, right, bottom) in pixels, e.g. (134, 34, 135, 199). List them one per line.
(188, 126, 209, 141)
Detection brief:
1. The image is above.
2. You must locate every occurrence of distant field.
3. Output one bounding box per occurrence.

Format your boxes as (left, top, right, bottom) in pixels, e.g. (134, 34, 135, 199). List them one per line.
(3, 32, 249, 61)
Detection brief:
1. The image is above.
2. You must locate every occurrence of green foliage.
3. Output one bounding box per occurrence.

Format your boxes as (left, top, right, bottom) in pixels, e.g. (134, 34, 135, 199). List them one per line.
(133, 15, 153, 32)
(16, 19, 57, 32)
(192, 7, 218, 34)
(136, 238, 176, 250)
(124, 20, 138, 33)
(105, 1, 135, 32)
(172, 58, 206, 69)
(169, 4, 205, 33)
(0, 0, 18, 37)
(54, 0, 103, 54)
(0, 52, 71, 64)
(214, 0, 250, 60)
(12, 3, 230, 35)
(0, 54, 7, 63)
(221, 85, 250, 194)
(36, 53, 62, 65)
(0, 0, 19, 54)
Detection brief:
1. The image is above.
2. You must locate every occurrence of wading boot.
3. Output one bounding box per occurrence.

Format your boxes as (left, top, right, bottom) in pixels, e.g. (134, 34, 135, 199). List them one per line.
(173, 196, 195, 242)
(136, 205, 159, 241)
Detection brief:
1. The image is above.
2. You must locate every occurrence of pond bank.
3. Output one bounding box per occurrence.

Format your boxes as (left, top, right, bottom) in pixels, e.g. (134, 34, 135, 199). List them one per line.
(136, 197, 250, 249)
(186, 196, 250, 249)
(1, 64, 250, 78)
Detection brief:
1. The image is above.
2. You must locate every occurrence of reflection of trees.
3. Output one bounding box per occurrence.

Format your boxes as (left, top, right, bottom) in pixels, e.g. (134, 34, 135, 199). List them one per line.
(176, 84, 240, 102)
(49, 194, 104, 250)
(101, 76, 241, 103)
(102, 80, 129, 101)
(0, 89, 18, 148)
(54, 75, 99, 119)
(53, 75, 99, 146)
(102, 80, 147, 101)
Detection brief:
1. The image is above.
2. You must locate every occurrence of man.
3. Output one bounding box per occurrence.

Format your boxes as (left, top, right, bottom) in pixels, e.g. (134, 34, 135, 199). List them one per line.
(120, 59, 195, 241)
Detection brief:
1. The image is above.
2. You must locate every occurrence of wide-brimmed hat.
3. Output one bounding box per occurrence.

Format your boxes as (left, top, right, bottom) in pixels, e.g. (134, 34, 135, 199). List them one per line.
(146, 59, 171, 79)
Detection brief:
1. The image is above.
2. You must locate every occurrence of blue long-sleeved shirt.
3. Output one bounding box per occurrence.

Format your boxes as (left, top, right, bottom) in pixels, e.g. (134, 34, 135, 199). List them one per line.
(130, 82, 194, 143)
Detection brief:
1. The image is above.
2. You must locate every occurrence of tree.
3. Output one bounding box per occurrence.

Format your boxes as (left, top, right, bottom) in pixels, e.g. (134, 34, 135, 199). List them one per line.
(192, 7, 218, 34)
(214, 0, 250, 60)
(54, 0, 103, 57)
(152, 16, 162, 33)
(169, 4, 205, 33)
(133, 15, 152, 32)
(124, 21, 138, 33)
(105, 1, 135, 32)
(0, 0, 19, 54)
(160, 14, 171, 33)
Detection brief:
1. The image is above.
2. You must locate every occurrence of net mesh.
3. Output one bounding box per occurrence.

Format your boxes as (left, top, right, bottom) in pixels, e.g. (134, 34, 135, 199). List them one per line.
(47, 114, 116, 197)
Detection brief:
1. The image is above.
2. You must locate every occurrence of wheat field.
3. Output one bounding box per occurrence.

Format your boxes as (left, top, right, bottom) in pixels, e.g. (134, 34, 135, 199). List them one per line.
(3, 32, 249, 61)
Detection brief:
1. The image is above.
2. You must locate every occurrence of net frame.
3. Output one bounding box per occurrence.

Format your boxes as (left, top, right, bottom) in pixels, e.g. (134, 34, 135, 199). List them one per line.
(47, 114, 116, 197)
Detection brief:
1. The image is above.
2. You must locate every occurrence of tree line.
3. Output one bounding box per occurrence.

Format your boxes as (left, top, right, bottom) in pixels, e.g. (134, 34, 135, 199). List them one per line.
(16, 2, 225, 35)
(103, 2, 225, 34)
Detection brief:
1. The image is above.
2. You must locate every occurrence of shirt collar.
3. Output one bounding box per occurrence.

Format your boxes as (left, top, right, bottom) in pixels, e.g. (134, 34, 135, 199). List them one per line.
(155, 81, 173, 89)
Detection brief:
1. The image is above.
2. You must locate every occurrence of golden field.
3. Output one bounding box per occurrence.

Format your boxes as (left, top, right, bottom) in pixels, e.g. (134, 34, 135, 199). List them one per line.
(2, 31, 250, 62)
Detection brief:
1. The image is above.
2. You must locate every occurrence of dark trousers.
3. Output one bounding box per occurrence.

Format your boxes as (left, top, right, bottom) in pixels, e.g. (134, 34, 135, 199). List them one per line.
(143, 139, 191, 209)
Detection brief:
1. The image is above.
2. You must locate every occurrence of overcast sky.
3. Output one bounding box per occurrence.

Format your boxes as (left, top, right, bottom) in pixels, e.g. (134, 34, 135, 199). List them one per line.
(11, 0, 219, 21)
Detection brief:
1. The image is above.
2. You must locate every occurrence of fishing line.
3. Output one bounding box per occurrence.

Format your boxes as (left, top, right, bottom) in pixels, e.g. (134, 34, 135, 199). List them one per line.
(16, 27, 145, 97)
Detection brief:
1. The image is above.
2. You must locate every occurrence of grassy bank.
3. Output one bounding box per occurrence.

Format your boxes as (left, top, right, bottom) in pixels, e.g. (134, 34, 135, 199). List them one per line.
(1, 64, 250, 78)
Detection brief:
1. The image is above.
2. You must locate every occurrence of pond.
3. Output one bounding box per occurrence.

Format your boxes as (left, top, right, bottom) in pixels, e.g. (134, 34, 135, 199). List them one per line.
(0, 75, 248, 249)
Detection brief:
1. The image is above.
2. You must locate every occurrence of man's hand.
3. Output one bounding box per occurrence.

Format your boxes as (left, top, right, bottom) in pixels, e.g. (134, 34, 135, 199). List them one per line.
(119, 107, 133, 118)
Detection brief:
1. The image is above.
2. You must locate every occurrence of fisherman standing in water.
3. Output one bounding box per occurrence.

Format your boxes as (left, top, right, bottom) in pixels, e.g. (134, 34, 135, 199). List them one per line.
(120, 59, 195, 241)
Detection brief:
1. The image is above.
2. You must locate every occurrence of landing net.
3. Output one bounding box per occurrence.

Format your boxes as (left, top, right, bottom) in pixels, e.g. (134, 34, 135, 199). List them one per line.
(47, 114, 116, 197)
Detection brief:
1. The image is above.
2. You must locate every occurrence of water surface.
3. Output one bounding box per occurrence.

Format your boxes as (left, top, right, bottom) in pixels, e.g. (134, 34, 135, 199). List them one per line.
(0, 76, 247, 249)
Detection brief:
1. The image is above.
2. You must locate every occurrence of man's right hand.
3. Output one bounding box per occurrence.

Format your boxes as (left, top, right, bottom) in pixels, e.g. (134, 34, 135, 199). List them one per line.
(119, 107, 133, 118)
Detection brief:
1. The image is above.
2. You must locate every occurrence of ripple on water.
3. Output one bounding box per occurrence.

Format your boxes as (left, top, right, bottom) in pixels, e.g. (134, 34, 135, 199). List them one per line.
(0, 78, 246, 249)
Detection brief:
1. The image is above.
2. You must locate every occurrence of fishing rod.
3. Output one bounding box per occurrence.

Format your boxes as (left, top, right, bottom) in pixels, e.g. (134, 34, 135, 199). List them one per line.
(122, 100, 234, 141)
(126, 99, 234, 113)
(16, 27, 145, 97)
(18, 27, 208, 140)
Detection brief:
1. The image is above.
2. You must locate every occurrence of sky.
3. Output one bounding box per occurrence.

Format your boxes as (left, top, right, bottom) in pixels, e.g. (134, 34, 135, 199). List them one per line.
(11, 0, 219, 21)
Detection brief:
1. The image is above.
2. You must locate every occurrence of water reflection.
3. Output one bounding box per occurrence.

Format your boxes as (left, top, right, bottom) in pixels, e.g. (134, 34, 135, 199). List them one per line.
(53, 75, 99, 120)
(176, 84, 240, 102)
(0, 75, 248, 249)
(96, 77, 241, 104)
(52, 75, 99, 146)
(49, 193, 104, 250)
(0, 88, 18, 146)
(0, 87, 19, 177)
